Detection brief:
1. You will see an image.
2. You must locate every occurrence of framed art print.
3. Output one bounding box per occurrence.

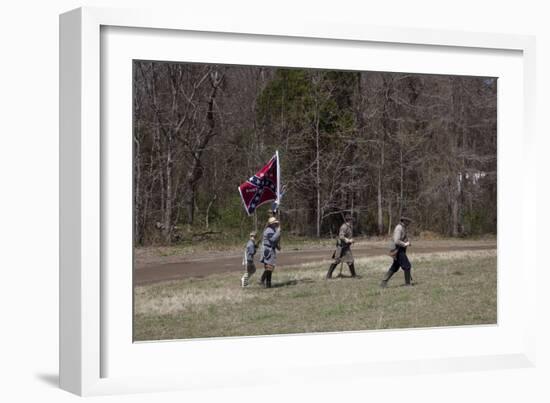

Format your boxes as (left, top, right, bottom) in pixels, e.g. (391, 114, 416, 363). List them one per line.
(60, 7, 537, 396)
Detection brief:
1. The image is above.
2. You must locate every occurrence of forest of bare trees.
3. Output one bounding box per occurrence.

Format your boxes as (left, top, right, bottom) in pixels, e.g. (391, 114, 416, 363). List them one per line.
(133, 60, 497, 246)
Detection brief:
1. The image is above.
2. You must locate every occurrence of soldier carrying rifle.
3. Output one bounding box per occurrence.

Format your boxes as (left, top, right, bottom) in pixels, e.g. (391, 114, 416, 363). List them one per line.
(326, 213, 358, 279)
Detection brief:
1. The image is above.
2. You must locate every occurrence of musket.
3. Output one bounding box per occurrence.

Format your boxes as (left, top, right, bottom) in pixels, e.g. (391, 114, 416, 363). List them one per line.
(337, 260, 344, 278)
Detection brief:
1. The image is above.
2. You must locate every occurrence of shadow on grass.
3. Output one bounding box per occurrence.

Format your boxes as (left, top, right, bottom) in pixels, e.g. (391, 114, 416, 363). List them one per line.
(381, 282, 421, 288)
(271, 278, 315, 288)
(330, 274, 363, 280)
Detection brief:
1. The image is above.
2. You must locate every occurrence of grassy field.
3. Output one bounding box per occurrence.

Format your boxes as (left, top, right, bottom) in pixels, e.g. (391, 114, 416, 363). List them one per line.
(134, 249, 496, 341)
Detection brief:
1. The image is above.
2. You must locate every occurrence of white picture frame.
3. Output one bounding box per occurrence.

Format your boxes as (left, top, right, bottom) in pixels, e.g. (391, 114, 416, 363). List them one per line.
(59, 6, 537, 396)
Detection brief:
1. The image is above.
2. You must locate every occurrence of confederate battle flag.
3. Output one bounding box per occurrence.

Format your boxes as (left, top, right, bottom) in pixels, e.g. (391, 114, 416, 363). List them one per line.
(238, 152, 280, 215)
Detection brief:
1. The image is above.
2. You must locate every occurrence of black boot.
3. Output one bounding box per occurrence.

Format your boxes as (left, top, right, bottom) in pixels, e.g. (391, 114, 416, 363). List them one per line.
(259, 270, 267, 285)
(348, 263, 358, 278)
(265, 271, 272, 288)
(326, 263, 338, 279)
(404, 269, 412, 286)
(380, 269, 396, 288)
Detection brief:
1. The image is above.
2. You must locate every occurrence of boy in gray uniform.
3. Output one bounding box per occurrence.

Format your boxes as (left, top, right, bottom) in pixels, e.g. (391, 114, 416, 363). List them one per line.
(241, 231, 257, 287)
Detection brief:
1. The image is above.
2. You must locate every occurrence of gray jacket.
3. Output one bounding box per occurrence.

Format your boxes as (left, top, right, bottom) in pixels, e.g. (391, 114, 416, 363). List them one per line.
(392, 223, 409, 248)
(245, 239, 257, 262)
(338, 222, 353, 246)
(260, 226, 281, 265)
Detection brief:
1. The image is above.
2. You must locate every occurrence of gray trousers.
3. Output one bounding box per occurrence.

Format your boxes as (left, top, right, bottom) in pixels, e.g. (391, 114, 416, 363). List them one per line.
(241, 261, 256, 286)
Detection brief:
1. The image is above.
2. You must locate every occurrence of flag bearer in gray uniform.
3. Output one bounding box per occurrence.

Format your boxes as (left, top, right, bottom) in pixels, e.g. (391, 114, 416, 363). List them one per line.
(380, 216, 414, 287)
(326, 213, 358, 279)
(240, 231, 257, 287)
(259, 216, 281, 288)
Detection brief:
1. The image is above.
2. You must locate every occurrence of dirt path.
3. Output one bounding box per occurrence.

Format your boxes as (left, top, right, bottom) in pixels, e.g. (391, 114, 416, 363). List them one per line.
(135, 240, 496, 285)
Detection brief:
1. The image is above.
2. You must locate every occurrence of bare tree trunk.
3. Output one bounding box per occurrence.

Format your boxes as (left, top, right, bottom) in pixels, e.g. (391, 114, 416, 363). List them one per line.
(184, 182, 195, 226)
(133, 63, 143, 245)
(377, 145, 384, 235)
(399, 147, 404, 218)
(153, 127, 165, 234)
(141, 152, 155, 243)
(387, 197, 393, 236)
(315, 114, 321, 238)
(205, 194, 217, 229)
(162, 143, 173, 243)
(451, 174, 460, 237)
(133, 135, 141, 244)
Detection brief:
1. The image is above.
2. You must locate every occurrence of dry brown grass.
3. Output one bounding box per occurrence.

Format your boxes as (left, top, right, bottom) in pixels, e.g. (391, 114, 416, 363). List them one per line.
(134, 249, 497, 341)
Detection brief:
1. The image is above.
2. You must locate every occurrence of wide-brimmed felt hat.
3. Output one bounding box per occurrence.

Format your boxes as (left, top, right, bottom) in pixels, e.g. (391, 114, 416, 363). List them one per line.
(267, 216, 279, 225)
(400, 216, 413, 223)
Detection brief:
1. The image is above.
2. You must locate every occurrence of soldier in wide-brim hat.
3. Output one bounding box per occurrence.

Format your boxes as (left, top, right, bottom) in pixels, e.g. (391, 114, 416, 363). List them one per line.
(380, 216, 414, 287)
(326, 213, 358, 279)
(259, 216, 281, 288)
